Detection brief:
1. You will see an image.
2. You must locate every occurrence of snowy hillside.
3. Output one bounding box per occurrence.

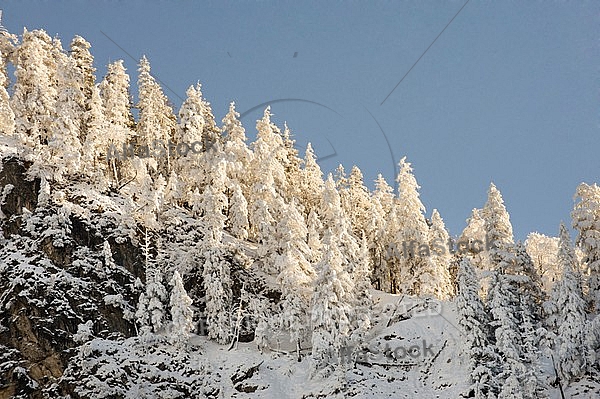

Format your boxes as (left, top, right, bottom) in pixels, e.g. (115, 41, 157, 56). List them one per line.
(0, 26, 599, 398)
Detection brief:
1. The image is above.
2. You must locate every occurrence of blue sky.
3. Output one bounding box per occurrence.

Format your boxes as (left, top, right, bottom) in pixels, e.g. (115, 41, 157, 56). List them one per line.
(2, 1, 599, 240)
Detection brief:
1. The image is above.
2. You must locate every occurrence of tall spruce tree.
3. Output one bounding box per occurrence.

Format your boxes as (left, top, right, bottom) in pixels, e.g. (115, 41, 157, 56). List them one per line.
(554, 223, 592, 383)
(394, 157, 432, 296)
(0, 50, 14, 136)
(136, 56, 177, 177)
(456, 257, 498, 398)
(572, 182, 600, 311)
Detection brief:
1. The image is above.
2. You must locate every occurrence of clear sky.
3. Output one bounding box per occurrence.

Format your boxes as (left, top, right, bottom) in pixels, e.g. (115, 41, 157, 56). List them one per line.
(2, 1, 599, 240)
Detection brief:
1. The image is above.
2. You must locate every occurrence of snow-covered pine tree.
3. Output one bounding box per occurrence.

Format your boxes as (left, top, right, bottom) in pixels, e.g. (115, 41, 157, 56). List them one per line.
(135, 290, 150, 336)
(69, 35, 95, 143)
(458, 208, 487, 274)
(247, 107, 287, 267)
(68, 35, 109, 184)
(371, 174, 395, 292)
(482, 238, 546, 398)
(202, 159, 228, 243)
(456, 257, 498, 399)
(99, 60, 135, 184)
(276, 201, 315, 361)
(525, 232, 560, 293)
(100, 60, 134, 130)
(201, 244, 233, 344)
(299, 143, 324, 217)
(554, 223, 592, 383)
(487, 260, 524, 398)
(394, 157, 432, 296)
(460, 208, 485, 250)
(81, 83, 109, 186)
(136, 232, 168, 335)
(250, 106, 287, 196)
(279, 123, 304, 204)
(482, 183, 514, 267)
(222, 101, 252, 192)
(169, 270, 194, 347)
(69, 35, 94, 99)
(572, 182, 600, 312)
(343, 166, 375, 240)
(43, 55, 83, 181)
(334, 164, 348, 196)
(174, 84, 206, 201)
(136, 56, 177, 177)
(373, 174, 395, 216)
(513, 242, 545, 323)
(131, 160, 165, 230)
(514, 242, 547, 398)
(307, 208, 323, 264)
(0, 50, 14, 136)
(163, 170, 184, 206)
(310, 229, 355, 376)
(196, 84, 221, 156)
(227, 180, 249, 240)
(11, 29, 57, 150)
(349, 234, 374, 359)
(0, 24, 17, 77)
(200, 159, 233, 344)
(428, 209, 453, 299)
(319, 174, 361, 275)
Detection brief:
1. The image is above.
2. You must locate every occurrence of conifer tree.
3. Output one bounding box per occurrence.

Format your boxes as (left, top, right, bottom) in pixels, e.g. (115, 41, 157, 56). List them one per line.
(526, 232, 560, 292)
(482, 183, 514, 267)
(11, 29, 57, 149)
(488, 241, 542, 393)
(572, 182, 600, 311)
(69, 35, 95, 143)
(456, 257, 498, 398)
(344, 165, 375, 240)
(201, 243, 232, 344)
(131, 161, 165, 230)
(428, 209, 453, 299)
(222, 101, 252, 190)
(373, 174, 395, 216)
(81, 84, 109, 185)
(100, 60, 134, 130)
(196, 84, 221, 155)
(174, 84, 206, 200)
(247, 107, 287, 265)
(200, 159, 232, 344)
(0, 51, 14, 136)
(319, 174, 361, 275)
(228, 181, 249, 240)
(310, 230, 355, 375)
(99, 60, 135, 184)
(164, 170, 184, 206)
(279, 123, 304, 203)
(44, 55, 83, 181)
(136, 233, 167, 335)
(371, 174, 395, 291)
(169, 270, 194, 347)
(307, 209, 323, 264)
(299, 143, 324, 217)
(349, 235, 374, 357)
(554, 223, 592, 383)
(276, 201, 315, 361)
(394, 157, 432, 295)
(459, 208, 487, 273)
(487, 263, 524, 398)
(137, 56, 176, 176)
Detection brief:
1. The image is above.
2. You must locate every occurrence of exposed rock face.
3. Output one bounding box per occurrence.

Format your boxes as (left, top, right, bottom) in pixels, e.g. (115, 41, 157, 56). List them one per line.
(0, 156, 142, 397)
(0, 156, 273, 397)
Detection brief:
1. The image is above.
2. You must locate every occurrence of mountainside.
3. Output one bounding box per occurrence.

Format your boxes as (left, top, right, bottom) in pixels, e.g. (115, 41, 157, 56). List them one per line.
(0, 26, 599, 398)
